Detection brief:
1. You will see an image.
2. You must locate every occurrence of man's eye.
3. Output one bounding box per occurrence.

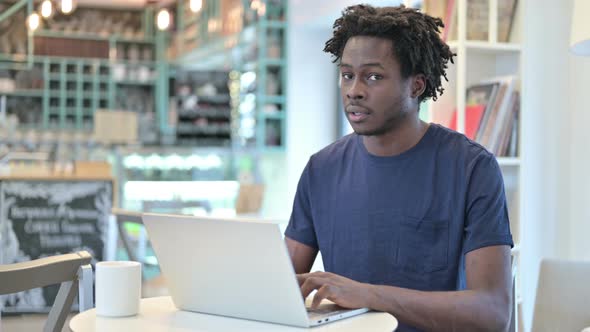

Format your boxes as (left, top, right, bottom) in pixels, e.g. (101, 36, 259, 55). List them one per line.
(368, 74, 382, 81)
(341, 73, 353, 80)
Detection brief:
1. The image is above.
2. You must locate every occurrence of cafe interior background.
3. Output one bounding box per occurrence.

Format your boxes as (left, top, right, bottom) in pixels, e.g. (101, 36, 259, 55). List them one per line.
(0, 0, 589, 331)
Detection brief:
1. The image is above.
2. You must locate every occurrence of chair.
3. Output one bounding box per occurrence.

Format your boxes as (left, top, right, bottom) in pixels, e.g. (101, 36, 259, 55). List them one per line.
(531, 259, 590, 332)
(235, 183, 265, 215)
(0, 251, 93, 332)
(112, 200, 211, 266)
(127, 200, 211, 264)
(111, 208, 145, 265)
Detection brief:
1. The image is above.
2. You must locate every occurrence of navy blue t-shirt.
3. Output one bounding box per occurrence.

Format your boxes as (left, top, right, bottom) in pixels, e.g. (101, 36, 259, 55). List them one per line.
(285, 124, 513, 331)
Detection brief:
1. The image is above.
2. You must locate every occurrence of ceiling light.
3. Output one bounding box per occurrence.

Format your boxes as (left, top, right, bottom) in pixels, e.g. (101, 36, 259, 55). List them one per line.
(190, 0, 202, 13)
(60, 0, 75, 14)
(257, 3, 266, 17)
(40, 0, 53, 18)
(27, 13, 40, 31)
(156, 9, 170, 31)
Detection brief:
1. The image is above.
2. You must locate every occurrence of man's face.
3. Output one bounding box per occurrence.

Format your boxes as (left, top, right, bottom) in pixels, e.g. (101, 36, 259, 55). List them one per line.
(339, 36, 416, 136)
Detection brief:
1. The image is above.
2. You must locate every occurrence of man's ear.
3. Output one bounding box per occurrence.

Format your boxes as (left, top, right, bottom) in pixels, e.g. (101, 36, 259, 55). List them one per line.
(411, 74, 427, 99)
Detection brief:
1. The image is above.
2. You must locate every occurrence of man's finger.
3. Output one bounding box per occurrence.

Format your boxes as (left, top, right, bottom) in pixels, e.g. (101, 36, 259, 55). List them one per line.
(296, 273, 311, 286)
(311, 284, 333, 309)
(314, 271, 333, 278)
(300, 276, 327, 298)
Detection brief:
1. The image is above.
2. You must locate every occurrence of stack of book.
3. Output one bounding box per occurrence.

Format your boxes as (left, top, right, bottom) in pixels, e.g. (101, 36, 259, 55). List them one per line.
(423, 0, 519, 43)
(449, 76, 520, 157)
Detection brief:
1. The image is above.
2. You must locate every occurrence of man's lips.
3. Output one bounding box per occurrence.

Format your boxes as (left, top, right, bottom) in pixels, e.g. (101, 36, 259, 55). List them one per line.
(345, 105, 369, 114)
(345, 105, 370, 122)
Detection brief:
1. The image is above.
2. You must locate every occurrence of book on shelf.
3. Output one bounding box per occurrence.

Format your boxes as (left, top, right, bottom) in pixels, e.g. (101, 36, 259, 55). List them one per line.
(507, 106, 519, 157)
(498, 0, 519, 42)
(449, 105, 485, 140)
(444, 0, 456, 42)
(481, 76, 517, 156)
(449, 81, 499, 140)
(424, 0, 518, 42)
(447, 76, 519, 157)
(466, 0, 518, 42)
(477, 79, 506, 145)
(496, 91, 520, 156)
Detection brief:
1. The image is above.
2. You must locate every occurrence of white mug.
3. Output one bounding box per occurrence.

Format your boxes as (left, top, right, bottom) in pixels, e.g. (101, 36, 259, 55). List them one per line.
(95, 261, 141, 317)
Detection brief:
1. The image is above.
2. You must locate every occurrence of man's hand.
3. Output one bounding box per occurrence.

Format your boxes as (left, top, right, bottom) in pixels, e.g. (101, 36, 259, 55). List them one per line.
(297, 271, 371, 310)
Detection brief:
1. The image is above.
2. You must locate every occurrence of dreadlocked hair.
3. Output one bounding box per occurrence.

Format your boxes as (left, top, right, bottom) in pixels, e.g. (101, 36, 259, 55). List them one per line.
(324, 4, 455, 102)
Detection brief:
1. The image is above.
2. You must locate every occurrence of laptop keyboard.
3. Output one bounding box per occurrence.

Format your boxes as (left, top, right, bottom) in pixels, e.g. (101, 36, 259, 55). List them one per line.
(306, 303, 347, 315)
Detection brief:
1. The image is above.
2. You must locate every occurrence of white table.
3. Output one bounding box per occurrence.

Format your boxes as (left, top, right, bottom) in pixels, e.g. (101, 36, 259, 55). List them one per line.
(70, 296, 398, 332)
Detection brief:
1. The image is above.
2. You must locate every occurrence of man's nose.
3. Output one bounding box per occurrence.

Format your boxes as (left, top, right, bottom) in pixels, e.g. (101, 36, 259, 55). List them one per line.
(346, 80, 366, 100)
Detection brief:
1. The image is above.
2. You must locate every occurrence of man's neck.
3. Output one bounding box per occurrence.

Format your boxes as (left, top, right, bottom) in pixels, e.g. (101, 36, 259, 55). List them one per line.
(362, 119, 430, 157)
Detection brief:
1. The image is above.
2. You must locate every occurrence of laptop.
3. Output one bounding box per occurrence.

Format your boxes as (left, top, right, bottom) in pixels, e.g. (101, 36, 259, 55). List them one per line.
(142, 213, 369, 327)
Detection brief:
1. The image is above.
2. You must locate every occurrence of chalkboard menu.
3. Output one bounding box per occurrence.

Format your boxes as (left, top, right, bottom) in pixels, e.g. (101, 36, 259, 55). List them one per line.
(0, 180, 112, 313)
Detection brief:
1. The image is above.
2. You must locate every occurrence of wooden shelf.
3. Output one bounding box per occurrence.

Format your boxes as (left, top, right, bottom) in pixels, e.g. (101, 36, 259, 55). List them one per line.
(111, 60, 156, 67)
(81, 92, 108, 99)
(0, 90, 43, 97)
(242, 59, 286, 71)
(0, 53, 29, 61)
(262, 112, 285, 120)
(33, 30, 153, 44)
(260, 20, 288, 29)
(448, 41, 522, 54)
(49, 107, 93, 113)
(261, 96, 286, 104)
(178, 109, 231, 119)
(48, 74, 110, 81)
(497, 157, 520, 167)
(197, 94, 231, 104)
(264, 59, 286, 67)
(114, 80, 155, 86)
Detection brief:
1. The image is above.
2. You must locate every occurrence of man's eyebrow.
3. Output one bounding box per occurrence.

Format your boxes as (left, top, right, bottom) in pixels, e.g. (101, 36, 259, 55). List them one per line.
(338, 62, 385, 69)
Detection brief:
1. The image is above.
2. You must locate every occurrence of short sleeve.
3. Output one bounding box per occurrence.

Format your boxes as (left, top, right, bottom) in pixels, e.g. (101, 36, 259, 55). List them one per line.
(463, 153, 514, 254)
(284, 159, 319, 249)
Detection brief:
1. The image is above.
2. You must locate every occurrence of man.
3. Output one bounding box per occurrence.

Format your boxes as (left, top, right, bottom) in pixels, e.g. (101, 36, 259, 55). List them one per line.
(284, 4, 514, 332)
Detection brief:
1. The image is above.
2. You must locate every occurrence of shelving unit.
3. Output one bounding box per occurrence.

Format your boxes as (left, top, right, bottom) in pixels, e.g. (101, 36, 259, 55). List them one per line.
(423, 0, 524, 325)
(170, 70, 232, 147)
(448, 40, 522, 52)
(173, 0, 288, 151)
(0, 90, 43, 97)
(2, 0, 289, 151)
(497, 156, 521, 167)
(0, 2, 160, 144)
(233, 11, 287, 150)
(0, 56, 157, 131)
(45, 58, 109, 129)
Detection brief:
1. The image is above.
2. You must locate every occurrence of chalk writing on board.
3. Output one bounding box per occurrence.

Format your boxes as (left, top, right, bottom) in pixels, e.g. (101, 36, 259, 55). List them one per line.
(0, 180, 112, 312)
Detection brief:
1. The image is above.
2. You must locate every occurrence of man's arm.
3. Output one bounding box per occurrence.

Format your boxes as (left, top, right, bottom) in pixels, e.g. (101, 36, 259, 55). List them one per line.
(286, 237, 318, 274)
(298, 245, 512, 332)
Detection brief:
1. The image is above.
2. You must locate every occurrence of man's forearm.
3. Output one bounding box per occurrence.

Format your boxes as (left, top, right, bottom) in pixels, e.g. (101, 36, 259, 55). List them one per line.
(297, 247, 512, 330)
(365, 284, 510, 332)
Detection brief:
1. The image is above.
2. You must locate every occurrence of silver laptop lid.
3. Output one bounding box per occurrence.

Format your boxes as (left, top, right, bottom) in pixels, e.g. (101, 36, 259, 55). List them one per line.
(142, 213, 310, 327)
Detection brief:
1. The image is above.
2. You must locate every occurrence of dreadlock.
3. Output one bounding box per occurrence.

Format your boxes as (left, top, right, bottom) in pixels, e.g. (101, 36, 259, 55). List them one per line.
(324, 4, 455, 102)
